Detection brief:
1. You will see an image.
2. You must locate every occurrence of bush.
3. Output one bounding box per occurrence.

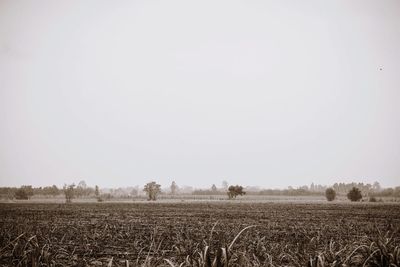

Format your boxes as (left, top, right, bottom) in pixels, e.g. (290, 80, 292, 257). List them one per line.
(14, 186, 34, 200)
(227, 185, 246, 199)
(325, 188, 336, 201)
(369, 196, 377, 202)
(347, 187, 362, 202)
(14, 188, 29, 200)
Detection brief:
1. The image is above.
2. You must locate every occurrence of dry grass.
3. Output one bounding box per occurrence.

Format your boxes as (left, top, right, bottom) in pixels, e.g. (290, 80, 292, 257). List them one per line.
(0, 202, 399, 266)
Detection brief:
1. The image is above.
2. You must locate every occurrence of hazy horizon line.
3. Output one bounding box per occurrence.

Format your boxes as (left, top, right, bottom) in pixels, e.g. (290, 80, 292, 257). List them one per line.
(1, 180, 398, 190)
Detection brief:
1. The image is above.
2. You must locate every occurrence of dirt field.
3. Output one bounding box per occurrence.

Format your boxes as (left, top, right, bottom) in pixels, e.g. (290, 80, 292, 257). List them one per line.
(0, 202, 399, 266)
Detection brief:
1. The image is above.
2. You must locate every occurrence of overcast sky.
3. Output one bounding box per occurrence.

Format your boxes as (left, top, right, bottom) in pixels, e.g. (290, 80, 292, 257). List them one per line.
(0, 0, 399, 189)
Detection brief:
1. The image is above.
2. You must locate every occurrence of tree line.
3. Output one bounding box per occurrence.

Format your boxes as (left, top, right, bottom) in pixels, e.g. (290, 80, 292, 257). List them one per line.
(1, 180, 399, 202)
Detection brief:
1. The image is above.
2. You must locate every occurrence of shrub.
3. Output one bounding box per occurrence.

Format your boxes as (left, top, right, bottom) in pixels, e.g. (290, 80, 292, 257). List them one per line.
(369, 196, 377, 202)
(14, 188, 29, 200)
(14, 186, 34, 200)
(347, 187, 362, 202)
(227, 185, 246, 199)
(325, 188, 336, 201)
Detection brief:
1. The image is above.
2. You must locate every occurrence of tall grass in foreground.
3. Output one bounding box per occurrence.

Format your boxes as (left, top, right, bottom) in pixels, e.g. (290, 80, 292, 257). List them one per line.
(1, 226, 399, 266)
(1, 203, 399, 266)
(163, 225, 400, 267)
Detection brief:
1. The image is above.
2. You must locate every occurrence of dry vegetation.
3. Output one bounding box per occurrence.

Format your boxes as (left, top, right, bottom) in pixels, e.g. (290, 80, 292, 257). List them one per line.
(0, 202, 399, 266)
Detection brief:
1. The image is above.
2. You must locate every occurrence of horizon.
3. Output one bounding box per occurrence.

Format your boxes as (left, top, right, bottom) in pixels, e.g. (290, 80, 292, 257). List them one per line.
(1, 0, 400, 189)
(0, 179, 396, 191)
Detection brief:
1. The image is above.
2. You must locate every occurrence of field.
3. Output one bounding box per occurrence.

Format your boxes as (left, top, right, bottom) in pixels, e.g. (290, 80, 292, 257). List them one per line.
(0, 202, 399, 267)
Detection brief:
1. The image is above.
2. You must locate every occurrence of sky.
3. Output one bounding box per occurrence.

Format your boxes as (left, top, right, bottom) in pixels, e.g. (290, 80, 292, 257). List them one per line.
(0, 0, 399, 189)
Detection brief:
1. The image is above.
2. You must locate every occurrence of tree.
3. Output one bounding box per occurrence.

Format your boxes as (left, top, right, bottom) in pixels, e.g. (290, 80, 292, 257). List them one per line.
(20, 185, 34, 199)
(94, 185, 99, 198)
(373, 181, 381, 192)
(143, 182, 161, 201)
(227, 185, 246, 199)
(211, 184, 217, 193)
(49, 185, 59, 197)
(63, 184, 75, 203)
(347, 187, 362, 202)
(24, 186, 34, 199)
(170, 181, 178, 195)
(8, 186, 34, 199)
(222, 181, 229, 191)
(78, 180, 87, 189)
(130, 187, 138, 197)
(325, 188, 336, 201)
(76, 180, 87, 198)
(14, 188, 29, 200)
(310, 182, 315, 191)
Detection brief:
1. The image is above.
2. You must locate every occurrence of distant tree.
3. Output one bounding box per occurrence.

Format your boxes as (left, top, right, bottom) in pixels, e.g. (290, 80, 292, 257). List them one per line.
(143, 181, 161, 201)
(347, 187, 362, 202)
(14, 188, 29, 200)
(14, 185, 34, 199)
(310, 182, 315, 191)
(373, 182, 381, 192)
(49, 185, 59, 197)
(332, 183, 339, 193)
(211, 184, 217, 193)
(22, 185, 34, 199)
(325, 188, 336, 201)
(227, 185, 246, 199)
(170, 181, 178, 195)
(78, 180, 87, 189)
(222, 181, 229, 191)
(95, 185, 99, 198)
(63, 184, 75, 203)
(76, 180, 88, 198)
(130, 187, 138, 197)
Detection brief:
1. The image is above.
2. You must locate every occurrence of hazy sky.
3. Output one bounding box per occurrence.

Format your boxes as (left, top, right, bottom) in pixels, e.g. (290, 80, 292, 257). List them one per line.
(1, 0, 399, 189)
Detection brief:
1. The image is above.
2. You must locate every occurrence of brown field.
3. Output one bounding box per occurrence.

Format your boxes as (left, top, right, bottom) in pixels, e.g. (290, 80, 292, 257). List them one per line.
(0, 202, 399, 266)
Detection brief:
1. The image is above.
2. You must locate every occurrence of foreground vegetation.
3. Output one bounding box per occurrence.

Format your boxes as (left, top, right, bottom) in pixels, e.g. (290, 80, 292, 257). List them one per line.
(0, 202, 399, 266)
